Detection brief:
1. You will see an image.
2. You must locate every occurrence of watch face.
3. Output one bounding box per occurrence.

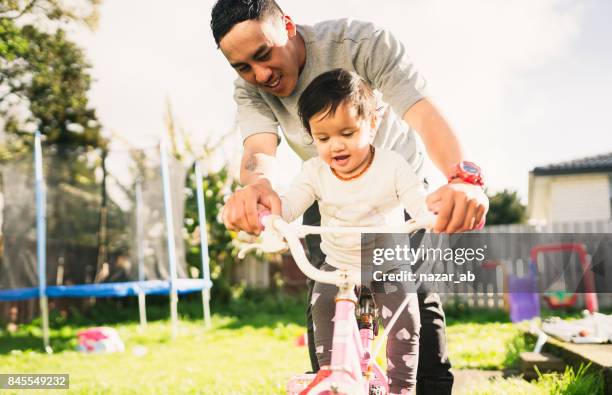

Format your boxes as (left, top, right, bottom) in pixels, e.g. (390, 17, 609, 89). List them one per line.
(462, 162, 479, 174)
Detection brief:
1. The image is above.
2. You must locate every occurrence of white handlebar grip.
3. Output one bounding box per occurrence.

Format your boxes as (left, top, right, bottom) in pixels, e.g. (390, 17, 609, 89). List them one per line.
(237, 244, 259, 259)
(237, 231, 257, 243)
(258, 209, 271, 229)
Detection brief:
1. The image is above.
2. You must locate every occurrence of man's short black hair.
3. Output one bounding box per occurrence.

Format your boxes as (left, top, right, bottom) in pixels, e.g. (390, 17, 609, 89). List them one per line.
(211, 0, 284, 47)
(298, 69, 376, 134)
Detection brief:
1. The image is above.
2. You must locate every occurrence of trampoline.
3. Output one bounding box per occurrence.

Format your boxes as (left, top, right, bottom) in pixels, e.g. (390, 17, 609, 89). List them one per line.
(0, 132, 213, 351)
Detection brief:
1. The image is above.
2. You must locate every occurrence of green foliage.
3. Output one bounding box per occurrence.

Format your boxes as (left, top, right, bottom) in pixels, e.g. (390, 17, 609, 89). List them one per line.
(1, 3, 111, 283)
(0, 18, 105, 153)
(219, 288, 305, 327)
(486, 189, 527, 225)
(444, 297, 510, 324)
(0, 17, 28, 59)
(0, 0, 101, 27)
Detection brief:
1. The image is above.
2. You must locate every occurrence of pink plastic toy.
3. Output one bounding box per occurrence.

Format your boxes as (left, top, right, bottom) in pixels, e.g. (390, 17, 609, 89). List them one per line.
(76, 327, 125, 354)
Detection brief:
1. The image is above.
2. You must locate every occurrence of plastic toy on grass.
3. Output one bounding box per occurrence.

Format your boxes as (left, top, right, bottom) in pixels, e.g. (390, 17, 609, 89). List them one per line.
(531, 244, 598, 313)
(76, 327, 125, 354)
(507, 267, 541, 323)
(541, 311, 612, 344)
(507, 243, 599, 323)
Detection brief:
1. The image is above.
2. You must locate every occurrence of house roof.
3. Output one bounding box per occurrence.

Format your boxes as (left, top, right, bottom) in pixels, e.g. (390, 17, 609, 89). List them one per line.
(533, 152, 612, 176)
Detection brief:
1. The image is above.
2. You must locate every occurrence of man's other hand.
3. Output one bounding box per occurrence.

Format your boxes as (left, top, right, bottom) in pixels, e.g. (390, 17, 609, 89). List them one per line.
(426, 182, 489, 233)
(222, 178, 281, 234)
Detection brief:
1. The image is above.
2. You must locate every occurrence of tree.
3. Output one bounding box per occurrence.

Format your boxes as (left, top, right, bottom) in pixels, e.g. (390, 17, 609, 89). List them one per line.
(1, 18, 105, 153)
(485, 189, 527, 225)
(1, 1, 108, 287)
(0, 0, 100, 27)
(1, 2, 107, 246)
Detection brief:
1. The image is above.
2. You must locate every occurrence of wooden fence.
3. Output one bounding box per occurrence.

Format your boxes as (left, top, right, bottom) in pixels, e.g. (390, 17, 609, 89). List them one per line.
(440, 219, 612, 309)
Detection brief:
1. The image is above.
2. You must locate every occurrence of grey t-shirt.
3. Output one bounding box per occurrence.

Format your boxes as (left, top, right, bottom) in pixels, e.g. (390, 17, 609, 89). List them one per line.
(234, 19, 427, 172)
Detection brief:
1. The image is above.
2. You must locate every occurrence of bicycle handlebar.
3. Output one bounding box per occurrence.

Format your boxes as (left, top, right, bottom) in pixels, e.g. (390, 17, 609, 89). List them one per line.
(238, 212, 437, 286)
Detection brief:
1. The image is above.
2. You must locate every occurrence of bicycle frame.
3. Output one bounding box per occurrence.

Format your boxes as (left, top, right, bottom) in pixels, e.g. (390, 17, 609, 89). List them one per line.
(303, 286, 381, 394)
(239, 213, 436, 395)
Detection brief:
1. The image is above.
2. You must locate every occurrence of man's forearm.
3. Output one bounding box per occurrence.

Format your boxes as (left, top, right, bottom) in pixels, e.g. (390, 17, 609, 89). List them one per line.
(404, 99, 464, 178)
(405, 100, 488, 232)
(418, 117, 463, 178)
(240, 151, 277, 186)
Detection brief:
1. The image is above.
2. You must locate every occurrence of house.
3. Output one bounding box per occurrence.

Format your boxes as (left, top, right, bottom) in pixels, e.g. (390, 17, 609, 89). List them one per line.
(528, 152, 612, 223)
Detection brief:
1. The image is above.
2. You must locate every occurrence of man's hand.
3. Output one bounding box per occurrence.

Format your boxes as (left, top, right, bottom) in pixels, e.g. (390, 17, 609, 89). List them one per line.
(426, 182, 489, 233)
(222, 178, 281, 234)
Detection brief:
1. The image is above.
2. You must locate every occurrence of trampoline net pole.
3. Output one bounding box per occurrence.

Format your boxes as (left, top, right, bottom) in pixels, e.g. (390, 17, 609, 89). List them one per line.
(138, 291, 147, 328)
(40, 296, 51, 353)
(202, 289, 211, 328)
(160, 141, 179, 339)
(135, 180, 147, 328)
(170, 290, 178, 338)
(195, 161, 212, 328)
(34, 131, 51, 353)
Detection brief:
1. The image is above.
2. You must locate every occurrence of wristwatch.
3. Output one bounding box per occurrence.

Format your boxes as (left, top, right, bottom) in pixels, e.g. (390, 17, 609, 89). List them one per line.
(448, 161, 484, 187)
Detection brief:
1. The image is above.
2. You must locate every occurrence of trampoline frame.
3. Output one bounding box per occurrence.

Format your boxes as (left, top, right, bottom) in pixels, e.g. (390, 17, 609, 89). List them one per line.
(0, 131, 213, 351)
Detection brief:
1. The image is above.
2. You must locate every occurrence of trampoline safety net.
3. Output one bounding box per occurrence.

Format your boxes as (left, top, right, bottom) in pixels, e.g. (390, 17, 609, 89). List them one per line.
(0, 143, 209, 301)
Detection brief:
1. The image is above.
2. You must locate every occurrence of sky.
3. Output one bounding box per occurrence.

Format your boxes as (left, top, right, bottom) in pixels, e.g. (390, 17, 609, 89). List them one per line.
(70, 0, 612, 201)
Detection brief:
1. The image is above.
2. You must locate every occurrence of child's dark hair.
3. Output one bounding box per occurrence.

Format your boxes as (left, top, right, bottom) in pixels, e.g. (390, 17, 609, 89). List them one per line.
(211, 0, 284, 47)
(298, 69, 376, 134)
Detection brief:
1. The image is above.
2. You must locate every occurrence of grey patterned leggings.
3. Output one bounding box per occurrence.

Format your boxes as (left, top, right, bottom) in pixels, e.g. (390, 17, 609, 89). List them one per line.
(311, 263, 420, 394)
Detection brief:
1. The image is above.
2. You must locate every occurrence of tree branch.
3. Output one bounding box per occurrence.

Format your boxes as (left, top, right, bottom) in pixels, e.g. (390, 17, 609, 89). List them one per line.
(0, 0, 39, 19)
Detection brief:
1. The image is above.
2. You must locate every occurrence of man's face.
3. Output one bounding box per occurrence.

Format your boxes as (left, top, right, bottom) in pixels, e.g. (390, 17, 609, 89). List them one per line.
(219, 16, 303, 97)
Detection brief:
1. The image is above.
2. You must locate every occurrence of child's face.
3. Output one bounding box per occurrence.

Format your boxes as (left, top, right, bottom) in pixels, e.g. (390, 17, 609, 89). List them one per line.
(309, 100, 375, 177)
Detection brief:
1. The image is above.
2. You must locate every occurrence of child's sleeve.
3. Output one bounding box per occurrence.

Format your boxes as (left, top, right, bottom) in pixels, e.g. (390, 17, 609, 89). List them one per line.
(395, 156, 428, 218)
(280, 162, 318, 223)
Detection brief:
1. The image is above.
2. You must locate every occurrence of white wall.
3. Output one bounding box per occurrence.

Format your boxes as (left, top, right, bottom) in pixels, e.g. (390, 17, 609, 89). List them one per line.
(529, 173, 611, 222)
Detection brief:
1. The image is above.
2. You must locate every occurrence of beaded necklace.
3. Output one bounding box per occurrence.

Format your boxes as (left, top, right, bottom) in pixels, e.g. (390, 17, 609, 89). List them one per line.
(331, 145, 375, 181)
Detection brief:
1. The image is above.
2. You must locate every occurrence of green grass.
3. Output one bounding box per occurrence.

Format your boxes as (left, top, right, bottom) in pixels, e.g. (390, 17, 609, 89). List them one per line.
(447, 321, 522, 370)
(0, 295, 606, 394)
(443, 303, 526, 370)
(0, 292, 310, 394)
(2, 318, 308, 394)
(442, 304, 605, 395)
(466, 364, 604, 395)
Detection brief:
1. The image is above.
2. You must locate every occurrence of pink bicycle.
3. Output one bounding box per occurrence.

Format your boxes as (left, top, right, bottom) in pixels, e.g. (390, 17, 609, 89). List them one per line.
(238, 213, 436, 395)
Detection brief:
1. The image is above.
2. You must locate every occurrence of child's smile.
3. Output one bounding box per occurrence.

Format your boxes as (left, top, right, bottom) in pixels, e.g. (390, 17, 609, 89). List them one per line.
(332, 154, 350, 167)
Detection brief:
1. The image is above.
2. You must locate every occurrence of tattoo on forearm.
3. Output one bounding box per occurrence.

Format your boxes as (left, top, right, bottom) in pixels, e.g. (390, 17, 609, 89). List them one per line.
(245, 155, 257, 172)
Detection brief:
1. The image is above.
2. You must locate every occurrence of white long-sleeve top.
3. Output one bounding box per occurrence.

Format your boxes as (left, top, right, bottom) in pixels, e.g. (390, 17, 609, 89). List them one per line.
(281, 148, 427, 270)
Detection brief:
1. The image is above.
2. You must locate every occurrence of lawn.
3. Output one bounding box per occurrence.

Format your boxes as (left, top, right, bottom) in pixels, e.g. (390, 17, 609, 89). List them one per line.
(0, 294, 605, 394)
(1, 293, 310, 394)
(2, 317, 307, 394)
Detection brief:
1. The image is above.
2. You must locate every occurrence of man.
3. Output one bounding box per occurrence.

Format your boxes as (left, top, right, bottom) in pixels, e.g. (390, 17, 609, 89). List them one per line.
(211, 1, 489, 393)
